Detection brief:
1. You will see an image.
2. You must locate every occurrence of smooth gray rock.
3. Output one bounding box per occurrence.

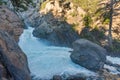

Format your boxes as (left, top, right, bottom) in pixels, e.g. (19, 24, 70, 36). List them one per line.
(70, 39, 106, 71)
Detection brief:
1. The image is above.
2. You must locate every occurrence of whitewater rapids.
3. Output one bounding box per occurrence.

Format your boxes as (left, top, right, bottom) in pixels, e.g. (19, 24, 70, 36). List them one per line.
(18, 26, 95, 79)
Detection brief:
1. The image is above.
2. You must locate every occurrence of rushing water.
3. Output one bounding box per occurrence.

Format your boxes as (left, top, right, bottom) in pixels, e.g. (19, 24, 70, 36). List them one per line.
(18, 26, 95, 79)
(104, 56, 120, 74)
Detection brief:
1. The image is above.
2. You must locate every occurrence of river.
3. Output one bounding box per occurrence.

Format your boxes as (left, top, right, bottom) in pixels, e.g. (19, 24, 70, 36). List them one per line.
(18, 25, 95, 79)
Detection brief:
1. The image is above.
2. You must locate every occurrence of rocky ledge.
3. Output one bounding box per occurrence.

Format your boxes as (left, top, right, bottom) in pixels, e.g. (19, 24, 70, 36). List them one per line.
(0, 6, 31, 80)
(33, 13, 79, 47)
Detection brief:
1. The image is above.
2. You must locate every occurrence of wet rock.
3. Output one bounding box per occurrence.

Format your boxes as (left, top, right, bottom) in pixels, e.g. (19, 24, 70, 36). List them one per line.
(70, 39, 107, 71)
(53, 75, 62, 80)
(66, 74, 86, 80)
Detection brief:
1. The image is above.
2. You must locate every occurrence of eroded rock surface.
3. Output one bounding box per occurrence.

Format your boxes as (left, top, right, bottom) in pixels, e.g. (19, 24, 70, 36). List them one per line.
(0, 6, 23, 42)
(0, 6, 31, 80)
(33, 13, 79, 47)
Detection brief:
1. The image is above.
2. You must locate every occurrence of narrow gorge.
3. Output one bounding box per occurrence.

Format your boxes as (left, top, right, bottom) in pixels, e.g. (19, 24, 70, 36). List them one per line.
(0, 0, 120, 80)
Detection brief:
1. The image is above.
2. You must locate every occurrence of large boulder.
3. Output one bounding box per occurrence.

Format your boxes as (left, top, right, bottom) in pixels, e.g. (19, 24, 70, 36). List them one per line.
(70, 39, 106, 71)
(0, 30, 31, 80)
(33, 13, 79, 47)
(0, 6, 23, 42)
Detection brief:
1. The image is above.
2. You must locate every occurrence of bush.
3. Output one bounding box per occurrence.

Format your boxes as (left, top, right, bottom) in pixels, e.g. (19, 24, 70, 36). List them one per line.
(104, 18, 110, 24)
(40, 1, 48, 10)
(103, 12, 110, 24)
(70, 11, 78, 17)
(83, 14, 92, 27)
(71, 23, 79, 31)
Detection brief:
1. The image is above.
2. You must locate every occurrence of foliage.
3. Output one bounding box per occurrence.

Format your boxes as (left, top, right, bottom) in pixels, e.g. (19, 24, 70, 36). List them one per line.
(80, 27, 106, 46)
(83, 14, 92, 27)
(40, 1, 48, 10)
(92, 27, 105, 39)
(71, 23, 79, 31)
(103, 11, 110, 24)
(70, 11, 78, 17)
(68, 0, 99, 14)
(106, 39, 120, 52)
(104, 18, 110, 24)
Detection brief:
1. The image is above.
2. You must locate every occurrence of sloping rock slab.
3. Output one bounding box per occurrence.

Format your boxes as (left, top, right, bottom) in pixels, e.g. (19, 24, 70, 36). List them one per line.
(0, 6, 23, 42)
(0, 30, 31, 80)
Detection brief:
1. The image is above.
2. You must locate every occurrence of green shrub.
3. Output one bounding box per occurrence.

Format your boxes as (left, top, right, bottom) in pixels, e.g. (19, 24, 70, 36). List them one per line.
(83, 14, 92, 27)
(40, 1, 48, 10)
(70, 11, 78, 17)
(92, 28, 105, 39)
(104, 18, 110, 24)
(71, 23, 79, 30)
(103, 12, 110, 24)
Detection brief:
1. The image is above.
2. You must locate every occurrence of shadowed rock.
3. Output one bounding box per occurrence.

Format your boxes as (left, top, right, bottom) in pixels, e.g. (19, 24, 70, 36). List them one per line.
(0, 6, 31, 80)
(33, 13, 79, 47)
(0, 30, 31, 80)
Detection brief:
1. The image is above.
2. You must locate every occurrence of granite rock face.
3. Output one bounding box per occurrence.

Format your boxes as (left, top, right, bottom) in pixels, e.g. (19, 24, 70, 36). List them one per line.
(0, 6, 31, 80)
(0, 6, 23, 42)
(0, 30, 31, 80)
(33, 13, 79, 47)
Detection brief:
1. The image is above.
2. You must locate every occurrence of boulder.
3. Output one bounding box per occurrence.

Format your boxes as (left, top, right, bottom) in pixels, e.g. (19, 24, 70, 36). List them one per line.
(0, 30, 31, 80)
(66, 74, 86, 80)
(0, 6, 23, 42)
(70, 39, 106, 71)
(53, 75, 62, 80)
(33, 13, 79, 47)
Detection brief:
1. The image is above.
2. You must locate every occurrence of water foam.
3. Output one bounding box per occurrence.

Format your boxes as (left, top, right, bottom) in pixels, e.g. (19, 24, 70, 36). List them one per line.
(19, 26, 95, 79)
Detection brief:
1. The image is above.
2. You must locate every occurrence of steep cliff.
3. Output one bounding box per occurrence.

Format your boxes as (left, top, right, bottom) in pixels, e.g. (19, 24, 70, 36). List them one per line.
(0, 5, 31, 80)
(39, 0, 120, 51)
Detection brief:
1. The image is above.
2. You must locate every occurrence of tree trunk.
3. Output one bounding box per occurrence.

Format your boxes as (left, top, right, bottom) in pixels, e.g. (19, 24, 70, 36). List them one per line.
(108, 0, 113, 47)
